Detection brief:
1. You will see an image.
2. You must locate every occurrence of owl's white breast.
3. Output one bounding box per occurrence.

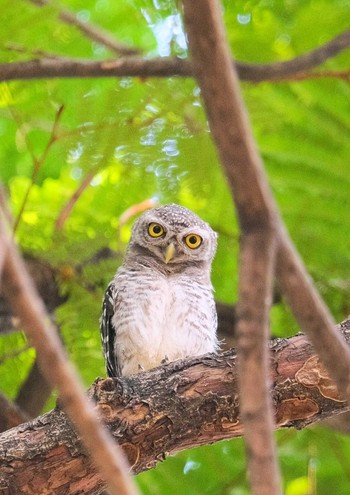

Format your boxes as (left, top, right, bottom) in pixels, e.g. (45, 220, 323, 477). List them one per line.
(112, 266, 217, 375)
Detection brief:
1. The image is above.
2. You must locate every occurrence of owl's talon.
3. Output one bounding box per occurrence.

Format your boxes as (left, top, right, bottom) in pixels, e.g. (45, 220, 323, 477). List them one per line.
(161, 355, 169, 365)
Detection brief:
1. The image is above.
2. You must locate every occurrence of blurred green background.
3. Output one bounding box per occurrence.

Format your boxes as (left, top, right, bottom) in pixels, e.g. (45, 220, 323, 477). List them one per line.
(1, 0, 350, 493)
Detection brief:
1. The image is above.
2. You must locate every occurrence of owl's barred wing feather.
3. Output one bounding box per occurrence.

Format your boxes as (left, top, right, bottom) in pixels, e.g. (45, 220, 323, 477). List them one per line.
(100, 282, 120, 377)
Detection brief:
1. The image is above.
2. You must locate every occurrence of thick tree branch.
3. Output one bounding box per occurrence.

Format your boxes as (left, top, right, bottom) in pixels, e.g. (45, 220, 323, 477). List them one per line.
(0, 28, 349, 83)
(1, 319, 350, 494)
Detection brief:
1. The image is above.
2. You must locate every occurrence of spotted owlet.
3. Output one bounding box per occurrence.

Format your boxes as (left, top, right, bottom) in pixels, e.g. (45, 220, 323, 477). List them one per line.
(100, 203, 218, 377)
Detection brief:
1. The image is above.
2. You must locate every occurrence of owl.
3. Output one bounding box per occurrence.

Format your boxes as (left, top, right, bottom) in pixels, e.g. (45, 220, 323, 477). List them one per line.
(100, 203, 218, 377)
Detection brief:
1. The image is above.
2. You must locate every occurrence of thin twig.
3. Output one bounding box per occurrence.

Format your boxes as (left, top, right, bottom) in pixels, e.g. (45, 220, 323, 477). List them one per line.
(1, 27, 350, 82)
(12, 105, 64, 233)
(273, 68, 350, 83)
(0, 203, 139, 495)
(55, 170, 96, 231)
(28, 0, 140, 56)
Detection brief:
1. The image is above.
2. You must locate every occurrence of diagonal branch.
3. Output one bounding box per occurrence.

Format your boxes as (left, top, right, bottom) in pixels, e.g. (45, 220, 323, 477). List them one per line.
(181, 1, 281, 493)
(1, 28, 350, 83)
(181, 1, 350, 493)
(180, 0, 350, 402)
(28, 0, 140, 56)
(1, 320, 350, 494)
(0, 204, 139, 495)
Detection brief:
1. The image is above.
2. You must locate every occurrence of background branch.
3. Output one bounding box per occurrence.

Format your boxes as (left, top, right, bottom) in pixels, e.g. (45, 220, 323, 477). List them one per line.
(28, 0, 140, 56)
(1, 27, 349, 83)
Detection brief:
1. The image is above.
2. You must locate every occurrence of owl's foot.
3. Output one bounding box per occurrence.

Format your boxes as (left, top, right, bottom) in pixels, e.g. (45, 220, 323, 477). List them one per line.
(161, 355, 169, 365)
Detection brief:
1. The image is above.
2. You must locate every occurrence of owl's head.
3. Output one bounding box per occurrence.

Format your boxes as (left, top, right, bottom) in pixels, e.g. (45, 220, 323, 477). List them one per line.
(127, 204, 217, 268)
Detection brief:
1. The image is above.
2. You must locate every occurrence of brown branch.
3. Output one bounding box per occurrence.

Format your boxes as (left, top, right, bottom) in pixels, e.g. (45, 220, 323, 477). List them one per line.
(55, 170, 96, 231)
(181, 0, 350, 396)
(0, 394, 29, 433)
(28, 0, 140, 56)
(236, 231, 280, 493)
(12, 105, 64, 233)
(276, 230, 350, 398)
(0, 208, 139, 495)
(273, 68, 350, 83)
(15, 358, 52, 418)
(1, 320, 350, 494)
(182, 2, 281, 493)
(1, 27, 350, 83)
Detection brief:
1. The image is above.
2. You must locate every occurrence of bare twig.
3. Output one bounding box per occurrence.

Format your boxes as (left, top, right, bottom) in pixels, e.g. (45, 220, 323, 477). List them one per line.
(118, 198, 159, 227)
(0, 204, 139, 495)
(12, 105, 64, 233)
(274, 68, 350, 83)
(1, 28, 350, 83)
(28, 0, 140, 56)
(16, 357, 53, 418)
(55, 170, 96, 231)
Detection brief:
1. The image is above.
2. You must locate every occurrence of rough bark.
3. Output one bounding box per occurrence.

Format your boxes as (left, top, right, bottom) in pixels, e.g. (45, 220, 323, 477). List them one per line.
(1, 318, 350, 495)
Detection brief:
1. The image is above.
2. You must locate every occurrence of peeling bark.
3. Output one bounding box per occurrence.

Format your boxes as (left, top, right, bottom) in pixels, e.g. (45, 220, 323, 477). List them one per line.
(1, 319, 350, 495)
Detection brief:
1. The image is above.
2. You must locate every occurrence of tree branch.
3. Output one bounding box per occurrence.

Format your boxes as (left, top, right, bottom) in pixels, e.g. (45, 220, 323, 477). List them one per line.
(181, 0, 350, 399)
(27, 0, 141, 56)
(236, 231, 280, 493)
(0, 394, 29, 433)
(1, 319, 350, 494)
(0, 28, 349, 83)
(182, 2, 281, 493)
(0, 207, 139, 495)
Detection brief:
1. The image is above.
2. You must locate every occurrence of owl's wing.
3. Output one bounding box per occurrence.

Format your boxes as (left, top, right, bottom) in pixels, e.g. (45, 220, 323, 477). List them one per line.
(100, 281, 121, 377)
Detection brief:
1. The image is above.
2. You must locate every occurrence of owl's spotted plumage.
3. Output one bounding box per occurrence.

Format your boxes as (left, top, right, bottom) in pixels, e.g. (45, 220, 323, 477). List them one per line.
(100, 204, 218, 377)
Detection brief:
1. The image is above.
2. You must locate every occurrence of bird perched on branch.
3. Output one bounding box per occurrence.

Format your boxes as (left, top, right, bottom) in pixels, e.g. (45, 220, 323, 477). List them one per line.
(100, 203, 218, 377)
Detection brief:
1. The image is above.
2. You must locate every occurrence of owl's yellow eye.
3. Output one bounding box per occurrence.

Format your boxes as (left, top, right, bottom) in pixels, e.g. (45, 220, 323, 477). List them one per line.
(148, 222, 165, 238)
(184, 234, 202, 249)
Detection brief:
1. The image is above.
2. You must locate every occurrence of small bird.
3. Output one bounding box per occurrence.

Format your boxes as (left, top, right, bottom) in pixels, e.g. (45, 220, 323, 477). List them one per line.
(100, 203, 218, 377)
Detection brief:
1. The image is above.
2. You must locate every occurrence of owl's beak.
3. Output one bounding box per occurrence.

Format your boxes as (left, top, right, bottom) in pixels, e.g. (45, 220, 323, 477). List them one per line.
(164, 242, 176, 264)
